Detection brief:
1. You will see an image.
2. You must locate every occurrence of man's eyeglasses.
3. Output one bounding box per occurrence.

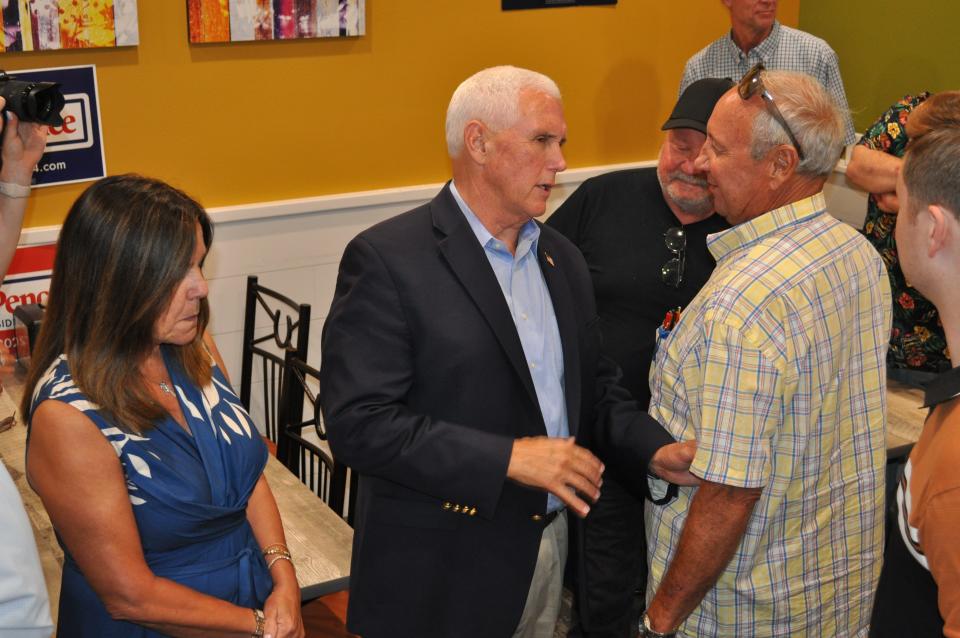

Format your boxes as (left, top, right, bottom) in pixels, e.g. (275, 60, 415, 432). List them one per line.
(738, 63, 805, 160)
(661, 227, 686, 289)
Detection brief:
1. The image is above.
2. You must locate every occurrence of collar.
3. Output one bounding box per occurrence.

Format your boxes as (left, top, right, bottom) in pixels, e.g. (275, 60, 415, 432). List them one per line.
(707, 192, 826, 262)
(725, 19, 781, 61)
(450, 180, 540, 258)
(923, 365, 960, 408)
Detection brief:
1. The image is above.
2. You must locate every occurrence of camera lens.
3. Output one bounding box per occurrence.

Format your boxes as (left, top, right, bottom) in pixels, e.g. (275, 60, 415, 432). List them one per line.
(26, 84, 65, 126)
(0, 72, 65, 126)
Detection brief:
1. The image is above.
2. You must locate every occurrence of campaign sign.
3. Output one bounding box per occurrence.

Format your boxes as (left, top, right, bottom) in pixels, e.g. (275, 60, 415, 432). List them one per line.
(12, 65, 106, 188)
(0, 244, 54, 354)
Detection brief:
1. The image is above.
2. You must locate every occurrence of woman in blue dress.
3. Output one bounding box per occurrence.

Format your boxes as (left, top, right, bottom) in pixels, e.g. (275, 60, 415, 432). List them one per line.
(22, 175, 304, 637)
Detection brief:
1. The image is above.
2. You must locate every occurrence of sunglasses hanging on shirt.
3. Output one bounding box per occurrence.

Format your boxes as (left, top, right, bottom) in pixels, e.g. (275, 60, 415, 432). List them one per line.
(661, 226, 686, 289)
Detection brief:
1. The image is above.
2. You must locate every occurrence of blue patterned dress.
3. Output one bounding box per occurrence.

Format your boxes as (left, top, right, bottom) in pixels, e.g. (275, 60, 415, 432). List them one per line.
(29, 347, 271, 637)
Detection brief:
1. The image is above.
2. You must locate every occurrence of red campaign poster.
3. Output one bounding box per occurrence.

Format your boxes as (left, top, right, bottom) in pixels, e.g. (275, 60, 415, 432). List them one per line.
(0, 244, 56, 350)
(502, 0, 616, 9)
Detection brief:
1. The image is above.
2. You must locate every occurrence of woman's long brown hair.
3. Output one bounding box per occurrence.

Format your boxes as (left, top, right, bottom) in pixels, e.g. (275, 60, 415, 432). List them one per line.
(22, 174, 214, 433)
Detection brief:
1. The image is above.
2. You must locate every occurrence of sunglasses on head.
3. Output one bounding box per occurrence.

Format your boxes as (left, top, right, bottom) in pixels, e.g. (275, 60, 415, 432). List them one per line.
(738, 63, 805, 160)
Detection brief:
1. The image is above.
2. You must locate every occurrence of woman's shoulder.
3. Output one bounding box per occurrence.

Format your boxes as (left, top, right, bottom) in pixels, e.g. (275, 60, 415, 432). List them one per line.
(30, 355, 107, 428)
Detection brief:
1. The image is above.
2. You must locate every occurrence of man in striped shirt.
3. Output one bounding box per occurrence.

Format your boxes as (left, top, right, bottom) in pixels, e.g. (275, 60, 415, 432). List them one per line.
(640, 68, 891, 638)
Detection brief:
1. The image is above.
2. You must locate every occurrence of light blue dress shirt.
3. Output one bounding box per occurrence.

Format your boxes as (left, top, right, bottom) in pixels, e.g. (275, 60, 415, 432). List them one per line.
(450, 182, 568, 513)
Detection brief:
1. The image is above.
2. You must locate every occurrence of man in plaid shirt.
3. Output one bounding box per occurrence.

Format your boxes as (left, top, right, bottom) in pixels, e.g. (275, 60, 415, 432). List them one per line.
(680, 0, 857, 145)
(640, 69, 891, 638)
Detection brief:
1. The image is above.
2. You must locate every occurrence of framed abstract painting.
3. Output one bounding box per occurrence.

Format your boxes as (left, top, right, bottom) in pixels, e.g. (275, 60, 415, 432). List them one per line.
(188, 0, 365, 43)
(1, 0, 139, 52)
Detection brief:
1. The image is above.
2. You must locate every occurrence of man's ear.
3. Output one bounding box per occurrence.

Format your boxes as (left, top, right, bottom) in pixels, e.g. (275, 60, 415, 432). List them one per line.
(768, 146, 799, 188)
(464, 120, 488, 164)
(926, 204, 955, 258)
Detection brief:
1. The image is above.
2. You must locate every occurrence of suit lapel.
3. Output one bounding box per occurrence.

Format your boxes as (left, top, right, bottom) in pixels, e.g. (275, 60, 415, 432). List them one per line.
(537, 232, 582, 436)
(432, 185, 541, 416)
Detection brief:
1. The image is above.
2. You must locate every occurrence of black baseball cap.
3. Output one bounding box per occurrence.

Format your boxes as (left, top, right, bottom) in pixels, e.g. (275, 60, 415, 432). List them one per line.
(661, 77, 735, 134)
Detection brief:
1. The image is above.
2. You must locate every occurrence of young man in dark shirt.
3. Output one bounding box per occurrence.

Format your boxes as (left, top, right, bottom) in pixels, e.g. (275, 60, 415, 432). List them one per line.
(547, 77, 732, 638)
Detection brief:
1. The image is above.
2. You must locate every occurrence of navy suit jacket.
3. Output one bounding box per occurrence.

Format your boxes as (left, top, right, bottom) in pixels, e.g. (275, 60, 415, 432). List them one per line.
(320, 183, 674, 638)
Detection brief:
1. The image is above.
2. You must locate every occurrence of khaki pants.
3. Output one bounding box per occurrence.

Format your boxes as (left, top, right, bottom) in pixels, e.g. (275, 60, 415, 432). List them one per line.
(513, 510, 569, 638)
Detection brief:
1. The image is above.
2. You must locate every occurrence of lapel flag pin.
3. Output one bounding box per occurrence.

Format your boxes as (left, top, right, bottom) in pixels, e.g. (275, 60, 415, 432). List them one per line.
(545, 252, 555, 267)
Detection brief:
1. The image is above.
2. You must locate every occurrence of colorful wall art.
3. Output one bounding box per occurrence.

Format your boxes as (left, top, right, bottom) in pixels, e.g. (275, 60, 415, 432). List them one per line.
(1, 0, 139, 52)
(188, 0, 364, 44)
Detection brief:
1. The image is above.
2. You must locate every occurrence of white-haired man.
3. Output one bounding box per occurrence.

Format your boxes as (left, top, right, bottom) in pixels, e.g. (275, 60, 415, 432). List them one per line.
(869, 128, 960, 637)
(320, 66, 696, 638)
(640, 68, 891, 637)
(680, 0, 856, 145)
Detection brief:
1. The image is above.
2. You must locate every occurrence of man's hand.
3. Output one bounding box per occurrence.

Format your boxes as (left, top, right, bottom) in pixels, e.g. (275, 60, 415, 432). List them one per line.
(649, 440, 699, 486)
(506, 436, 604, 518)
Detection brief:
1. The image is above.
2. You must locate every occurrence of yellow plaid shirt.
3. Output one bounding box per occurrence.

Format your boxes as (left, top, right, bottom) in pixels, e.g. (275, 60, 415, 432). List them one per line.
(647, 193, 891, 637)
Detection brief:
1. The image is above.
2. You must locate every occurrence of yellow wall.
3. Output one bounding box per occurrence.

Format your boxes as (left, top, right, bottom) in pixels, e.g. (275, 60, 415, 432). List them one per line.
(4, 0, 799, 228)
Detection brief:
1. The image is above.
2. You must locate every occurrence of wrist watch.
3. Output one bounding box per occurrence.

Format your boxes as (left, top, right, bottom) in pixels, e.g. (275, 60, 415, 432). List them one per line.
(641, 612, 677, 638)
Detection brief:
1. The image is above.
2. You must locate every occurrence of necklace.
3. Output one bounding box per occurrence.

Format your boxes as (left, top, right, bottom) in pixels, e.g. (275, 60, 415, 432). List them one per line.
(158, 381, 174, 396)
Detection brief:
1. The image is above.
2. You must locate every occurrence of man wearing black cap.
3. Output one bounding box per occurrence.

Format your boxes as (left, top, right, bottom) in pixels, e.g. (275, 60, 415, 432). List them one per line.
(546, 77, 733, 638)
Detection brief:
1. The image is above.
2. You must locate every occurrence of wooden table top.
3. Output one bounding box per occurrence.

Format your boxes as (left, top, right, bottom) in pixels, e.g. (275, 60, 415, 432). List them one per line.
(886, 379, 927, 458)
(0, 373, 352, 625)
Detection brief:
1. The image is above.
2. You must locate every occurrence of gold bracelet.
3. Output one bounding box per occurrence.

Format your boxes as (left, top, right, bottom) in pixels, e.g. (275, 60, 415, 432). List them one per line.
(267, 554, 294, 570)
(263, 548, 291, 561)
(262, 543, 290, 557)
(252, 608, 265, 637)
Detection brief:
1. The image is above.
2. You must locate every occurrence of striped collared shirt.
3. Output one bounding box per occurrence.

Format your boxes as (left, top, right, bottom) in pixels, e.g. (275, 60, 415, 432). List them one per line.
(646, 193, 891, 637)
(680, 20, 857, 145)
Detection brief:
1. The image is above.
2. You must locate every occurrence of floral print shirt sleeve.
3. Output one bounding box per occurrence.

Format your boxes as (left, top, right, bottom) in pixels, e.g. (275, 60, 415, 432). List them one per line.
(858, 92, 949, 373)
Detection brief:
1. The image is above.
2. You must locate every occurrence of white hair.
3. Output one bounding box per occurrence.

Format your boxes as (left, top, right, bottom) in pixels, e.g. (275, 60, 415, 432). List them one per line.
(749, 70, 845, 176)
(445, 65, 561, 158)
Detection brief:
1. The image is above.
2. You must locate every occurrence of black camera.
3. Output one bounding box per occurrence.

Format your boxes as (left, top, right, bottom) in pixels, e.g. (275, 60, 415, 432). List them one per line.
(0, 70, 64, 126)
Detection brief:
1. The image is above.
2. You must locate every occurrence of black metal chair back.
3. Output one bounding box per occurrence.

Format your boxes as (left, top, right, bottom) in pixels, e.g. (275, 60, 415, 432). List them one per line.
(278, 354, 357, 526)
(239, 276, 311, 453)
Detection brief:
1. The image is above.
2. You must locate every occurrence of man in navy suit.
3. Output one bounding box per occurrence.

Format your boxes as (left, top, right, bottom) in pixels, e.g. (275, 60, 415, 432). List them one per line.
(320, 66, 696, 638)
